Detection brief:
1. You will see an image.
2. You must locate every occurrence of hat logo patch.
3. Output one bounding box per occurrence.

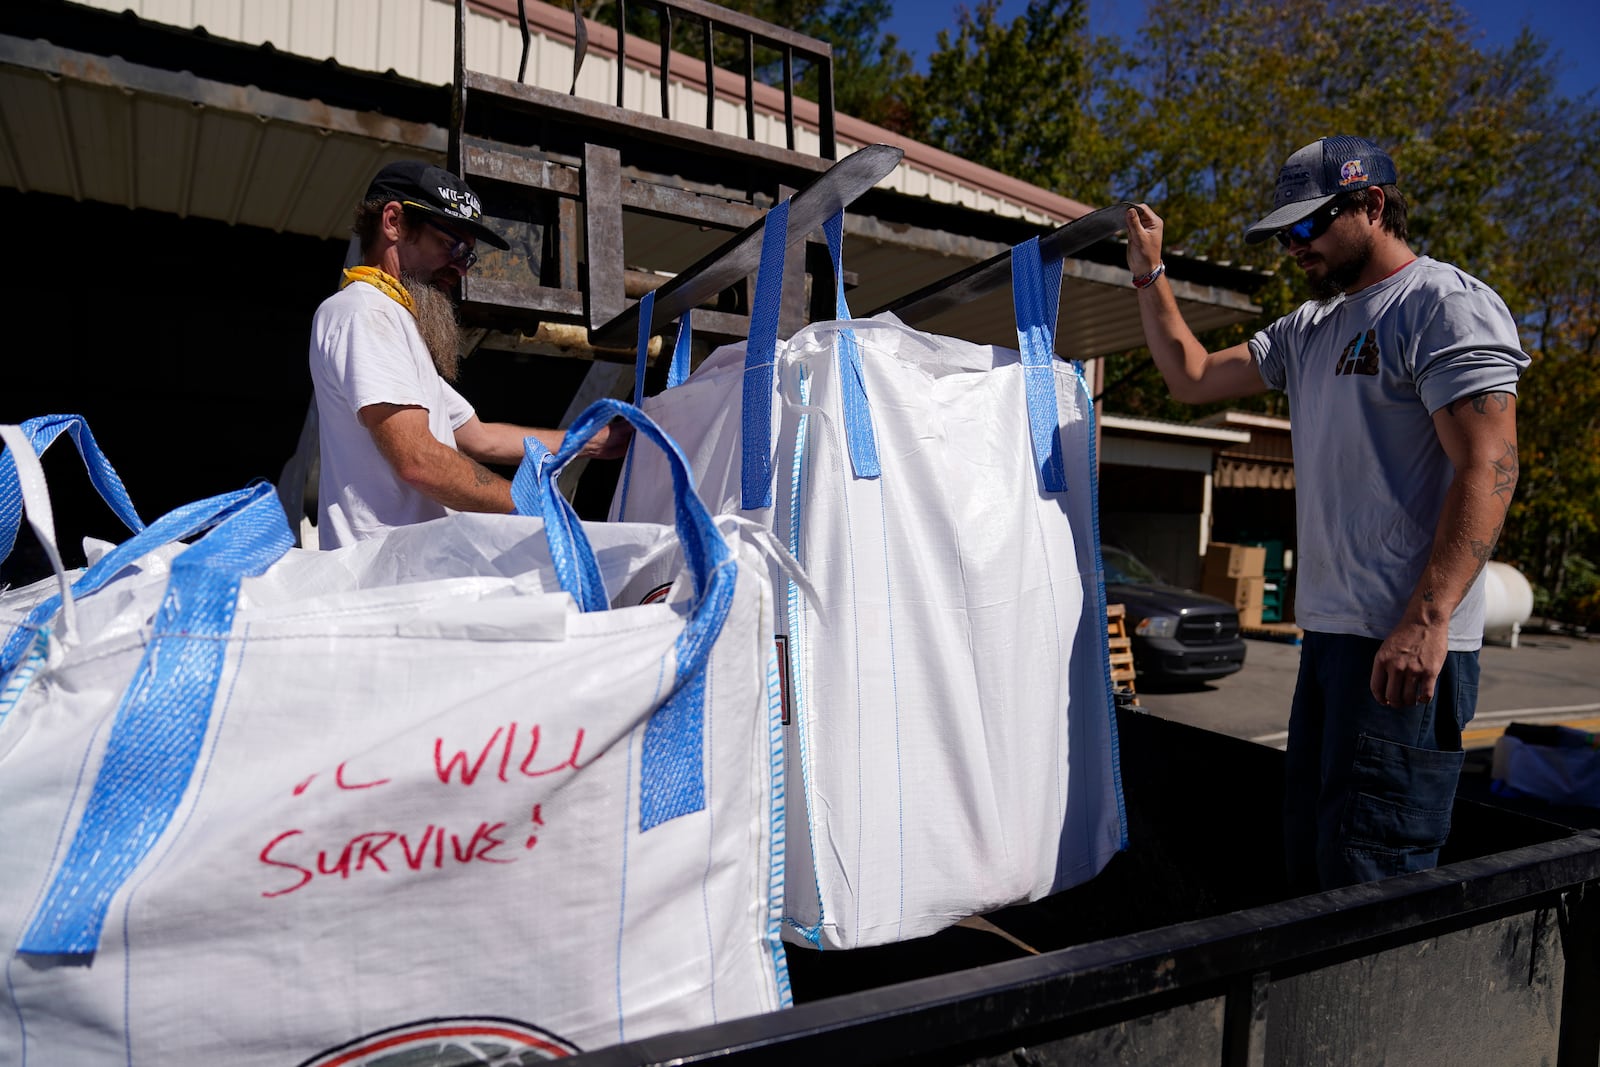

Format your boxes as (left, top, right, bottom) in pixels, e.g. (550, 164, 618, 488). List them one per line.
(1338, 159, 1369, 186)
(436, 184, 483, 221)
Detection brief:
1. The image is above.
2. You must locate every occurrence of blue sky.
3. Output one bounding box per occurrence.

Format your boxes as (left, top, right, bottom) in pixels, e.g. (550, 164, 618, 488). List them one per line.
(882, 1, 1600, 102)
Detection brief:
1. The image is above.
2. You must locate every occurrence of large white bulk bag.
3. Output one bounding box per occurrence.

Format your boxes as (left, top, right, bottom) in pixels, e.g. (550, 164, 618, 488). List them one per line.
(0, 402, 788, 1062)
(613, 206, 1126, 949)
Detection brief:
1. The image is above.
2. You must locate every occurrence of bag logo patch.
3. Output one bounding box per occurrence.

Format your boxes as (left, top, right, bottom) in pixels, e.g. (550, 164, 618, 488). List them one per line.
(297, 1016, 578, 1065)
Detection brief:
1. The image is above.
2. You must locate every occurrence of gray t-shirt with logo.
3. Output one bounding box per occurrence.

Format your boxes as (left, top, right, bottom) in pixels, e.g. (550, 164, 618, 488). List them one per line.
(1248, 256, 1529, 650)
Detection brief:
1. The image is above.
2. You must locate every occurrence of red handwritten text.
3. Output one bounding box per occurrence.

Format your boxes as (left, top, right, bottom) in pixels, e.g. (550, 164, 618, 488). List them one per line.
(433, 723, 586, 786)
(259, 820, 517, 898)
(335, 761, 391, 791)
(289, 759, 391, 798)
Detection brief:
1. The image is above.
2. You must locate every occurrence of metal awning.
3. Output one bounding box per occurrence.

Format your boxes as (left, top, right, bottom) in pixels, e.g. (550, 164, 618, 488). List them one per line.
(0, 32, 444, 239)
(1098, 413, 1252, 474)
(1100, 414, 1252, 446)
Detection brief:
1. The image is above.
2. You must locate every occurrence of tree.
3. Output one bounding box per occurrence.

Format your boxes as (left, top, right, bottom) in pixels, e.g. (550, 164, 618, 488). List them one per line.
(896, 0, 1129, 203)
(1087, 0, 1564, 420)
(794, 0, 916, 131)
(1492, 88, 1600, 623)
(1107, 0, 1600, 623)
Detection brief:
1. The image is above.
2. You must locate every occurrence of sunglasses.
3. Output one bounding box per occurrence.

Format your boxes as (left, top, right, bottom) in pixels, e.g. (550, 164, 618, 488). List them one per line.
(1275, 199, 1347, 248)
(407, 209, 479, 269)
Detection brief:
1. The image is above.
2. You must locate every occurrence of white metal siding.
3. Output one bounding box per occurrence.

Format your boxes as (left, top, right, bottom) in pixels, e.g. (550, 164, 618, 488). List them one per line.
(70, 0, 1059, 224)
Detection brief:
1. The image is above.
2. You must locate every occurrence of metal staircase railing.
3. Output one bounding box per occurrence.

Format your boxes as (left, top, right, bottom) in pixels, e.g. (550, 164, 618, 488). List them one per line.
(447, 0, 855, 357)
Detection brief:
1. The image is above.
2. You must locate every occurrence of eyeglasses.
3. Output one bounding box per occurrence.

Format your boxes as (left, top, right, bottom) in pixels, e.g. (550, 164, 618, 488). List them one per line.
(414, 214, 479, 269)
(1275, 199, 1347, 248)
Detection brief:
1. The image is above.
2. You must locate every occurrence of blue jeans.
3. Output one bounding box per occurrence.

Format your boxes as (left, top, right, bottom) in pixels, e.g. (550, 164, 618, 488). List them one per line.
(1283, 631, 1480, 892)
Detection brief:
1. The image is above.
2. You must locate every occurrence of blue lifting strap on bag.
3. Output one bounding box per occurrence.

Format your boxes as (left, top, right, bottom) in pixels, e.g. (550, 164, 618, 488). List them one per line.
(1012, 237, 1069, 493)
(20, 481, 294, 956)
(823, 211, 882, 481)
(740, 203, 882, 511)
(740, 200, 792, 510)
(513, 398, 738, 832)
(0, 414, 145, 562)
(1, 484, 284, 678)
(616, 291, 694, 517)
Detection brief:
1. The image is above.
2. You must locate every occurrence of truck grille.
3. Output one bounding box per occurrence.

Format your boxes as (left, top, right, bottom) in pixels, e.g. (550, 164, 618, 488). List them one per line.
(1178, 616, 1239, 645)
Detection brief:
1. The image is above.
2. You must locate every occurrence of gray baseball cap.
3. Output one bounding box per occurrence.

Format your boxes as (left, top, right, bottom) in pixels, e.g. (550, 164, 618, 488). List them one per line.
(1243, 136, 1398, 244)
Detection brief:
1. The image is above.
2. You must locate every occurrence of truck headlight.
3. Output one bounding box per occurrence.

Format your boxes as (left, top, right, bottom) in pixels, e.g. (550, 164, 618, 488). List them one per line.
(1135, 616, 1178, 638)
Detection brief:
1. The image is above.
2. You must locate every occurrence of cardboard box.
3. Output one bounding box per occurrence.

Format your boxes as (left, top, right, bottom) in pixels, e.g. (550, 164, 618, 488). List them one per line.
(1202, 574, 1265, 613)
(1203, 542, 1267, 581)
(1237, 604, 1263, 629)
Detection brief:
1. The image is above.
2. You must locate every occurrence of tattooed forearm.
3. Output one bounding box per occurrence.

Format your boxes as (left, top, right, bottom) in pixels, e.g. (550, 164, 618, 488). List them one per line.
(1461, 517, 1507, 598)
(1492, 439, 1519, 503)
(1424, 389, 1519, 609)
(468, 457, 498, 486)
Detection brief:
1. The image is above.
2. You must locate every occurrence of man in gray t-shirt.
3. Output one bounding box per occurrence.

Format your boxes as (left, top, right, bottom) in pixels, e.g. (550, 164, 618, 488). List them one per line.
(1122, 136, 1527, 891)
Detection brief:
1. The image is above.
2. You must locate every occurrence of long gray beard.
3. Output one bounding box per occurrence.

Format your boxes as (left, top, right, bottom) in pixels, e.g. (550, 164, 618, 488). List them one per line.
(401, 274, 464, 382)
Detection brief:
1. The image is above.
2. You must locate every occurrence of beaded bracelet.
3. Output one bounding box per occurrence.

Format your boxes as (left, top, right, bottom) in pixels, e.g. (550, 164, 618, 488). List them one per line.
(1132, 263, 1166, 289)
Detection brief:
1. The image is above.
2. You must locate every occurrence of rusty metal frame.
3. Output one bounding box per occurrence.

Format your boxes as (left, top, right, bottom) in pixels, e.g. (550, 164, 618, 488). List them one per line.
(587, 143, 901, 348)
(449, 0, 852, 353)
(871, 203, 1134, 327)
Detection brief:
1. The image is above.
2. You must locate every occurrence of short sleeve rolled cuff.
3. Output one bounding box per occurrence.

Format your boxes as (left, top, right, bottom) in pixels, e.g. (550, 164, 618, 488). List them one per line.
(1413, 288, 1530, 414)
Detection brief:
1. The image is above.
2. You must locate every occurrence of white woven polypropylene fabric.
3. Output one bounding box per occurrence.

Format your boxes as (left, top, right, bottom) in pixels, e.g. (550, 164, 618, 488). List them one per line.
(613, 312, 1126, 949)
(0, 511, 787, 1063)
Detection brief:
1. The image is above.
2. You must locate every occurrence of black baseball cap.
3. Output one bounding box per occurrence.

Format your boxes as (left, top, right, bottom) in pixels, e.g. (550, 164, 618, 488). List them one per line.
(1243, 137, 1398, 244)
(365, 160, 510, 250)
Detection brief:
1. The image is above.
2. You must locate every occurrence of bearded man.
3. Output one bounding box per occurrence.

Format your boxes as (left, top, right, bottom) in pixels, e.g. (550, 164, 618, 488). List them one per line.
(309, 161, 624, 548)
(1123, 137, 1529, 890)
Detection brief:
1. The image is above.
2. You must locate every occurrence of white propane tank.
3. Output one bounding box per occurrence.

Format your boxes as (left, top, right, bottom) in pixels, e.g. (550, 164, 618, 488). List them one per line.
(1482, 561, 1535, 647)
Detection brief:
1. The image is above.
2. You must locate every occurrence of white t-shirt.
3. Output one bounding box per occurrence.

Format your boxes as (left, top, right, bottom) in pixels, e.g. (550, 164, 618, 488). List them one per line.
(309, 282, 474, 548)
(1248, 257, 1529, 650)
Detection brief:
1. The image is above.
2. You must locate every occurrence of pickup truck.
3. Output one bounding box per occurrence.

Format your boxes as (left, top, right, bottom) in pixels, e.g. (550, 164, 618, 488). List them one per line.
(1103, 545, 1247, 685)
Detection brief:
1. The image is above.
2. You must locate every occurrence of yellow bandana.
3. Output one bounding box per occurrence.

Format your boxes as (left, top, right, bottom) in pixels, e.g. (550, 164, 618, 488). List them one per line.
(341, 266, 415, 317)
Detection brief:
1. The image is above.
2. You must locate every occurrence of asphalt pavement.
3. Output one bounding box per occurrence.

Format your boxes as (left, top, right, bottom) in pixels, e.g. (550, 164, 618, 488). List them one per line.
(1133, 629, 1600, 750)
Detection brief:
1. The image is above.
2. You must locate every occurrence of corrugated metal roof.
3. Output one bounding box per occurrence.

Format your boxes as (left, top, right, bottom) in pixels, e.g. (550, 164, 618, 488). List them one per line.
(0, 24, 446, 241)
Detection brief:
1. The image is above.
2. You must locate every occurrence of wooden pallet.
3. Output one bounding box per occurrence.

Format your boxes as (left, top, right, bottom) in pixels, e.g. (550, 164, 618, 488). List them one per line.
(1107, 603, 1138, 705)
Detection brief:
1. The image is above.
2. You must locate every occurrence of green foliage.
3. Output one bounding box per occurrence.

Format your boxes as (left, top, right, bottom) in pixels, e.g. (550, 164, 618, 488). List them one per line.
(799, 0, 916, 129)
(1497, 96, 1600, 625)
(895, 0, 1130, 203)
(906, 0, 1091, 174)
